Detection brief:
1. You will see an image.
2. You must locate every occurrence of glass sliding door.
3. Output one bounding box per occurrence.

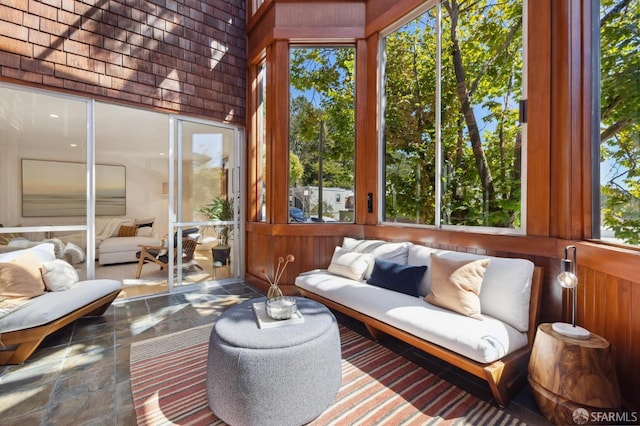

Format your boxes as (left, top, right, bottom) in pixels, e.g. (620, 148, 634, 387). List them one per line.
(1, 83, 244, 298)
(94, 102, 170, 298)
(171, 118, 240, 289)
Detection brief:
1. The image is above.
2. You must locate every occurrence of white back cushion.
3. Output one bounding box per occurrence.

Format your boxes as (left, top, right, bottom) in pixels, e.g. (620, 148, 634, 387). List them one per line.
(407, 244, 441, 296)
(431, 251, 534, 332)
(342, 237, 411, 278)
(344, 240, 534, 331)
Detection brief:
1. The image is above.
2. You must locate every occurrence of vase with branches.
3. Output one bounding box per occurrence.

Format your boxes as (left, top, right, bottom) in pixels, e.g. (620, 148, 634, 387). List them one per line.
(263, 254, 295, 299)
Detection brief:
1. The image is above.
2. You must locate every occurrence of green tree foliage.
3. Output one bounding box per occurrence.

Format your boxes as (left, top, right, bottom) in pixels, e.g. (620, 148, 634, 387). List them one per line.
(384, 0, 523, 228)
(289, 48, 356, 192)
(289, 151, 304, 187)
(599, 0, 639, 245)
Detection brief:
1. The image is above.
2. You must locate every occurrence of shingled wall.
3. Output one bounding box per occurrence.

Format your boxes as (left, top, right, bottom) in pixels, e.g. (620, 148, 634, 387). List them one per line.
(0, 0, 246, 125)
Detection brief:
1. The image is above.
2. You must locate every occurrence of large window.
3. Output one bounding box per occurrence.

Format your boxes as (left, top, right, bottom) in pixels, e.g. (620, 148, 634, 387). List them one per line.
(288, 47, 356, 223)
(596, 0, 639, 247)
(382, 0, 524, 231)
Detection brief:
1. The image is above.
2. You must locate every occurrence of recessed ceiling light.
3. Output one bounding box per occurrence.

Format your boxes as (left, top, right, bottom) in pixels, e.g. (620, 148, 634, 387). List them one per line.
(159, 152, 165, 156)
(70, 143, 77, 147)
(49, 114, 59, 118)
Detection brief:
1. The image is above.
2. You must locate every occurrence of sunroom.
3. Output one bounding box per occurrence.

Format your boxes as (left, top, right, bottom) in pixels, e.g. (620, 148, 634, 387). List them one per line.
(0, 0, 637, 423)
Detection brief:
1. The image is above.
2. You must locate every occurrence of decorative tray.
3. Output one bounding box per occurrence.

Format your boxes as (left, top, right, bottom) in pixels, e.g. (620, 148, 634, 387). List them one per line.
(252, 302, 304, 329)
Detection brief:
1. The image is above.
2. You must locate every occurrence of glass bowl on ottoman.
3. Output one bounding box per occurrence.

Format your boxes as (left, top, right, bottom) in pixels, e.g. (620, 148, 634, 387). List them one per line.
(265, 296, 297, 320)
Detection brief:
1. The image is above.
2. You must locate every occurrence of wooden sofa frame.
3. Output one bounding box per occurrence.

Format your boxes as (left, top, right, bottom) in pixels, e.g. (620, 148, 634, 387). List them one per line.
(0, 289, 121, 365)
(297, 266, 543, 407)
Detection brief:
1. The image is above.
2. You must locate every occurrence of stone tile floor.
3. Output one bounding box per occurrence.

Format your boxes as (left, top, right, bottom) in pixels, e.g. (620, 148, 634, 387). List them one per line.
(0, 281, 549, 425)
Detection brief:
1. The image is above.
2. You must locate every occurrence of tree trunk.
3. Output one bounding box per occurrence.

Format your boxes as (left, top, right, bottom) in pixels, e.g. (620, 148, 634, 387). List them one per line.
(600, 118, 633, 142)
(445, 0, 495, 200)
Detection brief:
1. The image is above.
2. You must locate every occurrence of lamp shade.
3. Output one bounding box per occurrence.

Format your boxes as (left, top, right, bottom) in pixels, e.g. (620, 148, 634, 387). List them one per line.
(552, 245, 590, 339)
(557, 271, 578, 289)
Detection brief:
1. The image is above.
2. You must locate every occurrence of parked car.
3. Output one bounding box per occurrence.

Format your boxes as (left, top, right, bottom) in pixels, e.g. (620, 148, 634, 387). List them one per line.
(310, 215, 337, 223)
(289, 207, 311, 223)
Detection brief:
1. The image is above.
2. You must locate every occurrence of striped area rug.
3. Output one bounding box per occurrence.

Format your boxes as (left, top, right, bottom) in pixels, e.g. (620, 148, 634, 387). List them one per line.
(130, 324, 524, 426)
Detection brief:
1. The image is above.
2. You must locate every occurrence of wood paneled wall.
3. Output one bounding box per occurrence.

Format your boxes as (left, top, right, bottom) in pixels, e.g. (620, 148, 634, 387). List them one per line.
(244, 0, 640, 408)
(577, 244, 640, 407)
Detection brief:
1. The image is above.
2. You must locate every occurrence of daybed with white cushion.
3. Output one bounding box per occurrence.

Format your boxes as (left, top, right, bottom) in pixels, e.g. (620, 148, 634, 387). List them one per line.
(0, 243, 121, 365)
(98, 235, 162, 265)
(46, 217, 162, 265)
(295, 237, 542, 406)
(1, 217, 161, 265)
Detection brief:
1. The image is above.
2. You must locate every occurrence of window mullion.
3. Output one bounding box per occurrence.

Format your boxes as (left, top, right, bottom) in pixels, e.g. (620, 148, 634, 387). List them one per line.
(435, 2, 443, 229)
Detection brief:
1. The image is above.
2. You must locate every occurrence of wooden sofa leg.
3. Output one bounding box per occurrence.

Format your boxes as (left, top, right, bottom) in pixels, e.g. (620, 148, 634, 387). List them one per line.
(364, 324, 385, 341)
(484, 363, 510, 407)
(0, 290, 120, 366)
(484, 352, 529, 407)
(1, 338, 46, 365)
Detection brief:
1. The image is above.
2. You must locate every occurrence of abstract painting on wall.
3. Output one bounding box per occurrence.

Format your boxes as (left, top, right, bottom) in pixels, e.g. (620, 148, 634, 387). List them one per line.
(22, 159, 126, 217)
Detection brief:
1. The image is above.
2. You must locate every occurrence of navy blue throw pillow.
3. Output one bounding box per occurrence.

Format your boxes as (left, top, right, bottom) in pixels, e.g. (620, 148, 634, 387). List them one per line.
(366, 258, 427, 297)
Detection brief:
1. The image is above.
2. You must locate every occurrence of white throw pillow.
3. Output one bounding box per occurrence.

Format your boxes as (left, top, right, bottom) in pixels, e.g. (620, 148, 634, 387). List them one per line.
(327, 246, 373, 281)
(136, 227, 154, 237)
(342, 237, 411, 278)
(41, 259, 80, 291)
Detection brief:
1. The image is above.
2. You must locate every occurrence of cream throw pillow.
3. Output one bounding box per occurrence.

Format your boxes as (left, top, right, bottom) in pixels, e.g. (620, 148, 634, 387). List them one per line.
(41, 259, 80, 291)
(0, 251, 46, 298)
(424, 254, 490, 320)
(136, 226, 154, 237)
(327, 246, 373, 281)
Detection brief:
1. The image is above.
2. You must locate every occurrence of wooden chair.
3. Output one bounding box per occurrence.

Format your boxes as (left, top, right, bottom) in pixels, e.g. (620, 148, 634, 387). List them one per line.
(135, 236, 202, 279)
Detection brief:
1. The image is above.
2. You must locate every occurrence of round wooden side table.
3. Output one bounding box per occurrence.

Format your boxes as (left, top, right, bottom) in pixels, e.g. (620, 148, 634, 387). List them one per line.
(527, 323, 622, 425)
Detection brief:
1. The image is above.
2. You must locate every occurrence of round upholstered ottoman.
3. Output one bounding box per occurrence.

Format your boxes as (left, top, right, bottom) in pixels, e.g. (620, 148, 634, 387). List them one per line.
(206, 297, 341, 426)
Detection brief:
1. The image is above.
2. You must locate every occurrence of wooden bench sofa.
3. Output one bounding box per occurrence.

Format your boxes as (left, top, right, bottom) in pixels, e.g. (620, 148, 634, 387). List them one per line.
(295, 238, 542, 407)
(0, 243, 121, 365)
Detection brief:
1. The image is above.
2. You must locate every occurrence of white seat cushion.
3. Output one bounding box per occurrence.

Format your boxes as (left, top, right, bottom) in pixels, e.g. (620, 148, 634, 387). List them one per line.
(0, 279, 121, 333)
(99, 236, 161, 254)
(296, 270, 528, 363)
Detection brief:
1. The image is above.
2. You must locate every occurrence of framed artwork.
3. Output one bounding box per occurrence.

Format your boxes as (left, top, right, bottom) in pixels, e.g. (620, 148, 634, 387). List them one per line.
(22, 159, 126, 217)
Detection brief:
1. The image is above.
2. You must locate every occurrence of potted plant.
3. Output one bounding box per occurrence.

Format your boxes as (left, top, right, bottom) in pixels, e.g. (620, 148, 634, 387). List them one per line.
(198, 197, 234, 245)
(198, 197, 234, 268)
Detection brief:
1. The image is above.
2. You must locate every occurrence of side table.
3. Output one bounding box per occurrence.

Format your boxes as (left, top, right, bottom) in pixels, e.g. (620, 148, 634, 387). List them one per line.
(528, 323, 621, 424)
